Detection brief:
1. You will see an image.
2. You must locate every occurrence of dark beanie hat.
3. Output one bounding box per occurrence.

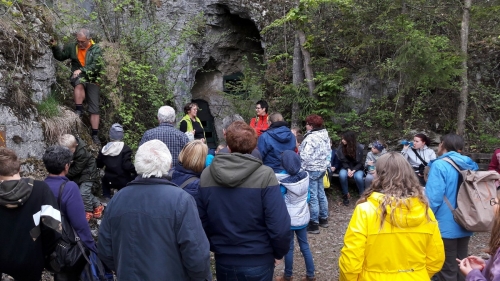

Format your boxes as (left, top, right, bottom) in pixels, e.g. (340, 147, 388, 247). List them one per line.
(109, 123, 124, 141)
(281, 150, 301, 176)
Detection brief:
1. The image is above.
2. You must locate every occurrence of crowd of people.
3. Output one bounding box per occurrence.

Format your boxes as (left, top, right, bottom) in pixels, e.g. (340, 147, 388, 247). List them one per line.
(2, 96, 500, 281)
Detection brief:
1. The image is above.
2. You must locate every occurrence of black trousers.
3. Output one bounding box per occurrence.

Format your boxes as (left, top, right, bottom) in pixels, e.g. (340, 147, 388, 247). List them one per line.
(436, 237, 470, 281)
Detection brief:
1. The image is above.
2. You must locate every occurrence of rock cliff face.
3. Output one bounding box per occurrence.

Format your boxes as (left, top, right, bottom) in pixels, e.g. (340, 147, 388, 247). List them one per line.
(0, 2, 56, 159)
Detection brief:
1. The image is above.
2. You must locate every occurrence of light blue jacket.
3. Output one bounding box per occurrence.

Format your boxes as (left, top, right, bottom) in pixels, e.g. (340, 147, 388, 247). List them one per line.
(425, 151, 479, 239)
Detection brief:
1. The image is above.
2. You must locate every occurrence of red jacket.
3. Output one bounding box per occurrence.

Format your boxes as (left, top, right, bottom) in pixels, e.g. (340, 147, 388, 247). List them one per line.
(488, 148, 500, 174)
(250, 114, 269, 136)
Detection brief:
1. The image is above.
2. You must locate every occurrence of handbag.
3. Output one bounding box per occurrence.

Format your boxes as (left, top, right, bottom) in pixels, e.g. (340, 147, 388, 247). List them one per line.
(323, 168, 332, 189)
(80, 251, 114, 281)
(46, 181, 89, 273)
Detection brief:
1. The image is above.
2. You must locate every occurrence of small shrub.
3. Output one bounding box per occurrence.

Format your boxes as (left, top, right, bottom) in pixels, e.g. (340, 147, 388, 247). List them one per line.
(37, 95, 60, 118)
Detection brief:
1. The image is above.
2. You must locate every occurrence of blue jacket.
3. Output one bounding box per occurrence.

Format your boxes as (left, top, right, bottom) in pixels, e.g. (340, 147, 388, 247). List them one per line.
(425, 151, 479, 239)
(198, 153, 291, 267)
(258, 122, 296, 173)
(171, 164, 201, 200)
(98, 177, 211, 280)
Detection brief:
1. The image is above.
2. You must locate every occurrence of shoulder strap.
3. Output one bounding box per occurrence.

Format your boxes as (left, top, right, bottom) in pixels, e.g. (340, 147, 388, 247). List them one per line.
(411, 148, 428, 166)
(179, 177, 198, 189)
(442, 157, 461, 172)
(57, 180, 69, 208)
(441, 157, 464, 211)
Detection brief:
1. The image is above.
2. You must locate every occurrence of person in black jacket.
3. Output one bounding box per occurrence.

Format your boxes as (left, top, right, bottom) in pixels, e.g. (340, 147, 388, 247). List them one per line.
(336, 131, 365, 206)
(0, 148, 61, 281)
(96, 123, 136, 200)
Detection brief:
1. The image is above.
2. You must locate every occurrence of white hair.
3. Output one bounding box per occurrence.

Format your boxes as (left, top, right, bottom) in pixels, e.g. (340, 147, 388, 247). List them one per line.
(157, 106, 176, 123)
(135, 140, 172, 178)
(58, 134, 77, 148)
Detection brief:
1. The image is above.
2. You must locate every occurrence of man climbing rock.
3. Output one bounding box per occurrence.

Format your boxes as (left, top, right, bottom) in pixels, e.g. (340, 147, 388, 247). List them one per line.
(50, 28, 103, 145)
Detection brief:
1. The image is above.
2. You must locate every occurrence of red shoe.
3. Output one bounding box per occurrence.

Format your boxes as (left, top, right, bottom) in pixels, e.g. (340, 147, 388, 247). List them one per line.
(93, 205, 104, 219)
(85, 212, 93, 221)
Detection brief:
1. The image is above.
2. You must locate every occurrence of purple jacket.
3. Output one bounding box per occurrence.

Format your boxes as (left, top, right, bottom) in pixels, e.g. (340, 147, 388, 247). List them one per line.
(44, 176, 96, 251)
(466, 248, 500, 281)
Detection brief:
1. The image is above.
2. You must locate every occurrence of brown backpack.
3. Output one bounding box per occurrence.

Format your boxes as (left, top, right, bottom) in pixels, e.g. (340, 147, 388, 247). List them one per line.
(442, 157, 500, 232)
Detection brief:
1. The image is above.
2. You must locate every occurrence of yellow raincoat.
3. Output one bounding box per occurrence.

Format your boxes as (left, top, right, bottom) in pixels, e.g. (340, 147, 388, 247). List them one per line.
(339, 192, 444, 281)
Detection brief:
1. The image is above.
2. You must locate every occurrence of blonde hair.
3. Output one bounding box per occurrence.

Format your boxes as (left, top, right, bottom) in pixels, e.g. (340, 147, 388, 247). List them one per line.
(357, 152, 430, 230)
(135, 140, 172, 178)
(58, 134, 77, 149)
(178, 140, 208, 173)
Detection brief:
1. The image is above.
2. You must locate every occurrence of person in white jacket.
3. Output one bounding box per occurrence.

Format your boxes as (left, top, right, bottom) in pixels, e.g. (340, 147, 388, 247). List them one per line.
(276, 150, 315, 281)
(401, 133, 436, 186)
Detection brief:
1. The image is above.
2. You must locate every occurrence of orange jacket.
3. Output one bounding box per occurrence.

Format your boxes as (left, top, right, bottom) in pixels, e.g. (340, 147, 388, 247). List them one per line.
(250, 114, 269, 136)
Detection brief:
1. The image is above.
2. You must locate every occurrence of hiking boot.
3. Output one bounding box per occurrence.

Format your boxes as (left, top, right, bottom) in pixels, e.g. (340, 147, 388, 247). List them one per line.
(319, 218, 329, 228)
(307, 221, 320, 234)
(93, 205, 105, 219)
(301, 277, 316, 281)
(92, 135, 101, 146)
(75, 110, 83, 118)
(342, 193, 350, 206)
(275, 275, 293, 281)
(85, 212, 93, 222)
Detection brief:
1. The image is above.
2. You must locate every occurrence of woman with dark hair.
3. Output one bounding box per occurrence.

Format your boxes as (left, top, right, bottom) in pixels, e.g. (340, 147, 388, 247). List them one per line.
(179, 102, 205, 141)
(339, 152, 445, 280)
(426, 134, 478, 281)
(401, 133, 436, 186)
(336, 131, 365, 206)
(249, 100, 269, 136)
(299, 114, 331, 234)
(43, 145, 97, 280)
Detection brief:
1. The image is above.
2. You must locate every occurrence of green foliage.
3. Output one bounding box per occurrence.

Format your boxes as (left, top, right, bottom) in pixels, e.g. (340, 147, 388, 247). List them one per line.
(37, 95, 60, 118)
(222, 55, 266, 122)
(48, 0, 202, 149)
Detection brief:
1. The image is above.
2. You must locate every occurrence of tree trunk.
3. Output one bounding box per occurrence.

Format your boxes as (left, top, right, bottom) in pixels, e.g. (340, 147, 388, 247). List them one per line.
(291, 34, 305, 127)
(297, 30, 316, 97)
(457, 0, 471, 136)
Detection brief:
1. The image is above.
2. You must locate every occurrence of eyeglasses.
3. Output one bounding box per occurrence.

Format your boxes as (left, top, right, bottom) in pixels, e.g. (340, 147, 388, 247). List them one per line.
(255, 107, 262, 110)
(490, 198, 498, 206)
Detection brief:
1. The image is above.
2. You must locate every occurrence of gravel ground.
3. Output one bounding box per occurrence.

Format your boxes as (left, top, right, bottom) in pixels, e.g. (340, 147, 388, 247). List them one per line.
(2, 182, 490, 281)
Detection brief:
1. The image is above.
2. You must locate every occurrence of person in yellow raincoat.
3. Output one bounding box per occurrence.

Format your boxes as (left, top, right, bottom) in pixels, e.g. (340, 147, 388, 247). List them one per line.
(339, 152, 445, 281)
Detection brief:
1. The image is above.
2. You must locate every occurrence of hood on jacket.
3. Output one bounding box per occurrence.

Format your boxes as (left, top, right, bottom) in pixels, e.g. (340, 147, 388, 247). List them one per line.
(429, 151, 479, 171)
(208, 153, 263, 187)
(101, 142, 125, 156)
(0, 178, 33, 208)
(280, 173, 309, 196)
(368, 192, 430, 228)
(267, 123, 294, 144)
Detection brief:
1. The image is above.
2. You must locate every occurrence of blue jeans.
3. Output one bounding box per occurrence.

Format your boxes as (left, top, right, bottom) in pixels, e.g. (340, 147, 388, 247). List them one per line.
(364, 173, 375, 189)
(216, 263, 274, 281)
(339, 169, 365, 195)
(284, 228, 315, 278)
(307, 170, 328, 223)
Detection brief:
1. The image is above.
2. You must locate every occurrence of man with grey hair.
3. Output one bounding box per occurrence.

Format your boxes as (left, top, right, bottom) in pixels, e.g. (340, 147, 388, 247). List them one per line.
(50, 28, 103, 145)
(219, 114, 262, 160)
(139, 106, 189, 166)
(98, 140, 211, 280)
